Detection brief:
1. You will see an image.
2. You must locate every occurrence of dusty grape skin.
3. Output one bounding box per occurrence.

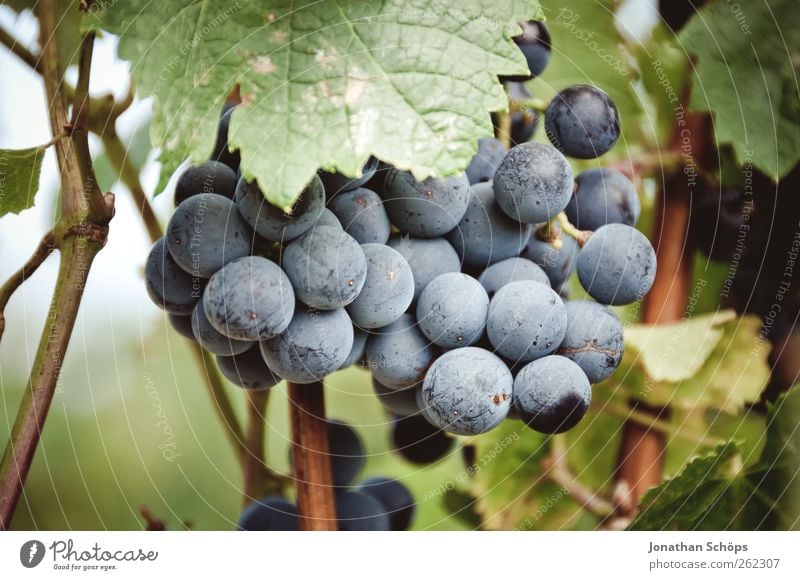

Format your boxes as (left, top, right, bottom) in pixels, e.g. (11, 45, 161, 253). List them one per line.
(216, 347, 282, 391)
(313, 208, 342, 230)
(260, 307, 354, 384)
(174, 160, 237, 205)
(465, 138, 506, 184)
(386, 236, 461, 302)
(382, 170, 470, 237)
(203, 256, 295, 341)
(372, 379, 421, 417)
(235, 174, 325, 242)
(211, 104, 240, 172)
(493, 142, 574, 224)
(487, 280, 567, 363)
(478, 257, 550, 299)
(335, 491, 391, 531)
(492, 82, 539, 147)
(577, 224, 657, 305)
(327, 187, 391, 244)
(565, 168, 640, 230)
(357, 477, 416, 531)
(519, 224, 579, 289)
(341, 327, 368, 369)
(545, 85, 621, 159)
(366, 314, 439, 390)
(421, 347, 512, 435)
(327, 420, 365, 488)
(448, 182, 532, 270)
(236, 497, 298, 531)
(319, 156, 379, 197)
(166, 193, 253, 278)
(346, 244, 414, 330)
(145, 237, 204, 315)
(282, 226, 367, 310)
(191, 301, 253, 356)
(557, 300, 623, 383)
(416, 273, 489, 349)
(512, 355, 591, 434)
(390, 415, 453, 464)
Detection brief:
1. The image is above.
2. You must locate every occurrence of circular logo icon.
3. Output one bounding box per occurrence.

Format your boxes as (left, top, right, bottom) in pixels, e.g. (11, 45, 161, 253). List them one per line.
(20, 540, 46, 568)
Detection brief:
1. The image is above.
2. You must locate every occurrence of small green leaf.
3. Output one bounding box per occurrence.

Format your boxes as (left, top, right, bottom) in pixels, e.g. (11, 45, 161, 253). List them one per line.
(616, 311, 768, 413)
(630, 386, 800, 530)
(98, 0, 543, 208)
(0, 147, 45, 217)
(680, 0, 800, 180)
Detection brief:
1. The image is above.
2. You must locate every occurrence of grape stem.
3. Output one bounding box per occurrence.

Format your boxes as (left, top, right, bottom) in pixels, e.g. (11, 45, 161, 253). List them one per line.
(536, 212, 591, 248)
(509, 96, 549, 115)
(542, 436, 614, 520)
(0, 19, 112, 530)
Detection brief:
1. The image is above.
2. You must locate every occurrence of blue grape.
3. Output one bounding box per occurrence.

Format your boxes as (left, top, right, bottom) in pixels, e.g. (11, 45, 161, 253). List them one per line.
(372, 379, 421, 417)
(478, 257, 550, 298)
(519, 224, 579, 289)
(448, 182, 532, 269)
(545, 85, 620, 159)
(512, 355, 591, 434)
(168, 313, 195, 340)
(390, 415, 453, 464)
(503, 20, 551, 81)
(493, 142, 574, 223)
(346, 244, 414, 330)
(260, 306, 353, 383)
(416, 273, 489, 348)
(341, 327, 368, 369)
(191, 301, 252, 356)
(236, 497, 298, 531)
(382, 170, 470, 237)
(145, 237, 204, 315)
(327, 187, 391, 244)
(487, 280, 567, 363)
(421, 347, 512, 435)
(211, 103, 240, 172)
(319, 156, 379, 197)
(282, 226, 367, 310)
(565, 168, 640, 230)
(577, 223, 657, 305)
(313, 208, 342, 230)
(203, 256, 295, 341)
(335, 491, 391, 531)
(216, 346, 282, 390)
(557, 300, 623, 383)
(166, 193, 253, 278)
(235, 175, 325, 242)
(493, 82, 539, 147)
(366, 314, 439, 389)
(357, 477, 416, 531)
(465, 138, 506, 184)
(174, 160, 237, 206)
(386, 236, 461, 302)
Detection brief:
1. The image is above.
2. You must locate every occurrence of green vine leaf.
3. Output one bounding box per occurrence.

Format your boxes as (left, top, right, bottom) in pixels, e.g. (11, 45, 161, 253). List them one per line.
(616, 311, 769, 413)
(97, 0, 542, 208)
(630, 385, 800, 530)
(680, 0, 800, 180)
(0, 146, 45, 218)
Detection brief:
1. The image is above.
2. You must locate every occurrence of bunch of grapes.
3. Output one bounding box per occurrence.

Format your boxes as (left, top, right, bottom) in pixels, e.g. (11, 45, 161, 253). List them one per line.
(144, 19, 657, 527)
